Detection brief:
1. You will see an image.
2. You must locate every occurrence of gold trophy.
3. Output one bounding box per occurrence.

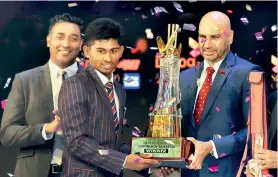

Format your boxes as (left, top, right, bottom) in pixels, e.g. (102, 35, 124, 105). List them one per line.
(131, 24, 194, 168)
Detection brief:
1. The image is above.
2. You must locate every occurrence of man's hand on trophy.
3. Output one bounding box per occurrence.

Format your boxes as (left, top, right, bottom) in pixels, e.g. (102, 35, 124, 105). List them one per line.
(124, 153, 160, 171)
(254, 148, 278, 169)
(186, 137, 213, 170)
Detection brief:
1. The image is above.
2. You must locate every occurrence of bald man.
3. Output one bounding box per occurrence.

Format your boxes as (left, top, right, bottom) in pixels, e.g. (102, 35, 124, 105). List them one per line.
(179, 11, 263, 177)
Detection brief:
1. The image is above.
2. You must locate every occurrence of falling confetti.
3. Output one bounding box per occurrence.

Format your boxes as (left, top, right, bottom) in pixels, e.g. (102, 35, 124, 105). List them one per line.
(188, 37, 199, 49)
(145, 28, 154, 39)
(4, 77, 11, 89)
(228, 122, 235, 129)
(149, 104, 154, 112)
(7, 173, 14, 177)
(173, 1, 183, 13)
(132, 130, 140, 137)
(68, 2, 78, 7)
(183, 23, 196, 31)
(150, 47, 158, 50)
(1, 99, 7, 110)
(213, 134, 221, 139)
(215, 106, 221, 112)
(98, 150, 109, 155)
(246, 4, 252, 11)
(271, 25, 277, 32)
(208, 164, 219, 172)
(245, 96, 250, 103)
(219, 153, 227, 158)
(189, 48, 201, 58)
(255, 32, 264, 40)
(141, 14, 148, 19)
(227, 10, 233, 14)
(134, 7, 142, 11)
(261, 26, 267, 34)
(150, 8, 154, 15)
(134, 127, 141, 134)
(164, 140, 175, 146)
(154, 6, 168, 14)
(240, 17, 249, 25)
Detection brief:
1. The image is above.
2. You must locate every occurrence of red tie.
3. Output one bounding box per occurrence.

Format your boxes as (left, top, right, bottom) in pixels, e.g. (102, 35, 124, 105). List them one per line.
(105, 82, 119, 133)
(193, 67, 215, 125)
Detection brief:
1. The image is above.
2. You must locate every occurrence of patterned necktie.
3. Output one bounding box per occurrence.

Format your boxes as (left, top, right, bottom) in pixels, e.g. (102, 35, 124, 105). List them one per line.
(193, 67, 215, 126)
(53, 69, 66, 165)
(105, 81, 119, 133)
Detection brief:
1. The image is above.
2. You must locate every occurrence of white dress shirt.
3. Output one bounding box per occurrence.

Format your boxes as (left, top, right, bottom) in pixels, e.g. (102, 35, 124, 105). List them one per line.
(194, 57, 225, 159)
(41, 59, 78, 164)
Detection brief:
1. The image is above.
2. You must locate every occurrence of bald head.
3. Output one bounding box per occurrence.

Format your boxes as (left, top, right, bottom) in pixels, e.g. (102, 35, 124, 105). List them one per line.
(198, 11, 234, 65)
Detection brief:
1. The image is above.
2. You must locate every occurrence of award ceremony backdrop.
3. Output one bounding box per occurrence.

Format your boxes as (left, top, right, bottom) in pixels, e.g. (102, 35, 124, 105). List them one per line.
(0, 1, 277, 177)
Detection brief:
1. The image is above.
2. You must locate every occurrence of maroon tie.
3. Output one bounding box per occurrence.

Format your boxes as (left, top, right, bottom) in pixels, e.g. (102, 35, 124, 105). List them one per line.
(193, 67, 215, 125)
(105, 82, 119, 133)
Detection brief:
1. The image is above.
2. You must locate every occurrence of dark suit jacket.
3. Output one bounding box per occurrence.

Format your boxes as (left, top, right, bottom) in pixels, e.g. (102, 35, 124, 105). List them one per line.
(179, 52, 262, 177)
(0, 62, 82, 177)
(58, 64, 132, 177)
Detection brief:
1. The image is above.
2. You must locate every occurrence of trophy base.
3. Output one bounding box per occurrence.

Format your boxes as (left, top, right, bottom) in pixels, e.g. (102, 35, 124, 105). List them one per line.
(131, 137, 194, 169)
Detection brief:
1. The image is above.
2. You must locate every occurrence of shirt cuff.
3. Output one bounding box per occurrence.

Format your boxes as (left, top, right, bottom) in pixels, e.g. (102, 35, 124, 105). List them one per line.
(122, 156, 127, 169)
(209, 140, 219, 159)
(42, 124, 54, 140)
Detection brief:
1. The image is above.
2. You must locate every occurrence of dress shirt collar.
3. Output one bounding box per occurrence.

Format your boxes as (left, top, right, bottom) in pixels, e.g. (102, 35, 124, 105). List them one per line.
(95, 69, 114, 86)
(49, 59, 78, 78)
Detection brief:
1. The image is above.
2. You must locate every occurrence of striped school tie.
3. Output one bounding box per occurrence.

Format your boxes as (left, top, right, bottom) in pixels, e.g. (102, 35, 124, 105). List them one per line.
(105, 81, 119, 133)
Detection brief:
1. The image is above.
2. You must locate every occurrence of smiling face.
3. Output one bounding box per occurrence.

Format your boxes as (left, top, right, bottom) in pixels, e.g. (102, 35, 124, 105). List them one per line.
(83, 38, 124, 79)
(198, 11, 234, 66)
(47, 22, 82, 68)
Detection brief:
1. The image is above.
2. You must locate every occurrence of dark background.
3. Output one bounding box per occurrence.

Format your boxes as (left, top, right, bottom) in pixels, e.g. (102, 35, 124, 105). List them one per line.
(0, 1, 277, 177)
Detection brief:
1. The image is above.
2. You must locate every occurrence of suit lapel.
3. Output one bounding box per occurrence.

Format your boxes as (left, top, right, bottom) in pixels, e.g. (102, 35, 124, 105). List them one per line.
(188, 62, 204, 129)
(199, 52, 235, 126)
(39, 63, 54, 121)
(86, 65, 113, 117)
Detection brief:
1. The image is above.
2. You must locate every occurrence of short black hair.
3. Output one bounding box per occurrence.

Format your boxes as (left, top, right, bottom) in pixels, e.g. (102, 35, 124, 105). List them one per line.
(85, 18, 123, 46)
(48, 13, 83, 34)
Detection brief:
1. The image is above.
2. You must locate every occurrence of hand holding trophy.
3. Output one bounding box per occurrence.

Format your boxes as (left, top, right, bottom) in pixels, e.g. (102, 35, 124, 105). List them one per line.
(131, 24, 194, 169)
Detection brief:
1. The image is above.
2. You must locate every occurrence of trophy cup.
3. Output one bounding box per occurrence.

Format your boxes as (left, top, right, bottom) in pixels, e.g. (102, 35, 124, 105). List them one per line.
(131, 24, 194, 168)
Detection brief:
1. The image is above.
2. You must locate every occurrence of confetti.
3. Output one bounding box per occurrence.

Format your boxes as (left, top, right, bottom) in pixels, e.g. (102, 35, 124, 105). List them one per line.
(215, 106, 221, 112)
(183, 23, 196, 31)
(261, 26, 267, 34)
(68, 2, 78, 7)
(189, 48, 201, 58)
(273, 36, 277, 38)
(188, 37, 199, 49)
(134, 7, 142, 11)
(98, 150, 109, 155)
(1, 100, 7, 109)
(271, 25, 277, 32)
(141, 14, 148, 19)
(145, 28, 154, 39)
(245, 96, 250, 103)
(150, 8, 154, 15)
(246, 4, 252, 11)
(228, 122, 235, 129)
(154, 6, 168, 14)
(149, 104, 154, 112)
(232, 131, 236, 135)
(255, 32, 264, 40)
(125, 46, 133, 49)
(134, 127, 141, 134)
(220, 69, 225, 75)
(219, 153, 227, 158)
(130, 48, 141, 54)
(271, 55, 278, 66)
(227, 10, 233, 14)
(213, 134, 221, 139)
(150, 47, 158, 50)
(208, 164, 219, 172)
(240, 17, 249, 25)
(132, 130, 140, 137)
(173, 1, 183, 13)
(4, 77, 11, 89)
(7, 173, 14, 177)
(164, 140, 175, 146)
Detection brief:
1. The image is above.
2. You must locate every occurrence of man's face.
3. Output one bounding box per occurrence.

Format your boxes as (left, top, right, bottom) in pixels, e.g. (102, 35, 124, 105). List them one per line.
(47, 22, 82, 68)
(84, 38, 124, 79)
(198, 20, 233, 63)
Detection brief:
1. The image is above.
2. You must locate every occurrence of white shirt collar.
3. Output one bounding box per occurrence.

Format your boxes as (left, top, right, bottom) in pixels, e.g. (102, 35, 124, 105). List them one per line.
(49, 59, 78, 78)
(203, 56, 225, 74)
(95, 69, 114, 86)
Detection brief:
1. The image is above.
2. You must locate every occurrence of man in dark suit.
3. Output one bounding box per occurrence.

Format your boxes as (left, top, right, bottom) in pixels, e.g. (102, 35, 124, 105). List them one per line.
(0, 13, 84, 177)
(58, 18, 163, 177)
(179, 11, 262, 177)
